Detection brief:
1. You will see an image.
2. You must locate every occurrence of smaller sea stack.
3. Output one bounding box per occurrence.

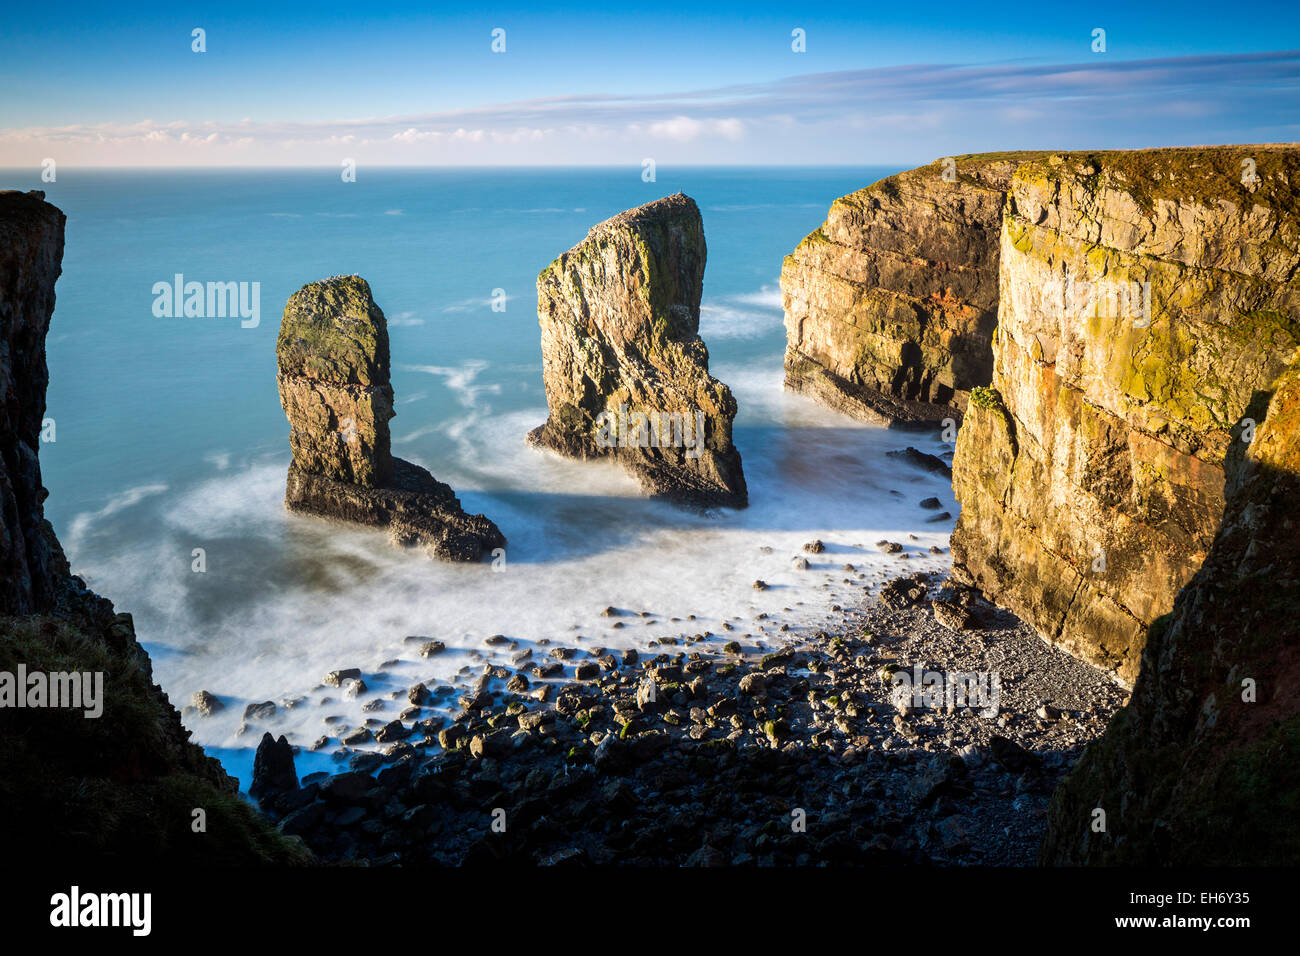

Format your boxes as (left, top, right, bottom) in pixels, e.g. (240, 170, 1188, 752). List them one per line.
(277, 275, 505, 561)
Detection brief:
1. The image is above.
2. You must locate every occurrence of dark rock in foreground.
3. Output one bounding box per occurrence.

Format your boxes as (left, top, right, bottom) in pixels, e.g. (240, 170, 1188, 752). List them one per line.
(257, 580, 1122, 867)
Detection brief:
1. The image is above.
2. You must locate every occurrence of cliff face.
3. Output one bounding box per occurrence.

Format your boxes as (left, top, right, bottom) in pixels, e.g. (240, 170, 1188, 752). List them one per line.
(781, 154, 1040, 425)
(277, 276, 506, 561)
(0, 191, 64, 614)
(0, 191, 306, 863)
(529, 194, 748, 508)
(951, 147, 1300, 684)
(1041, 358, 1300, 864)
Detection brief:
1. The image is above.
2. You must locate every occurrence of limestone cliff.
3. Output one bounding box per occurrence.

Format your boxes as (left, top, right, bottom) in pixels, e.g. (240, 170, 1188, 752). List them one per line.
(951, 147, 1300, 684)
(0, 191, 307, 863)
(277, 275, 505, 561)
(1041, 358, 1300, 864)
(529, 194, 748, 508)
(781, 154, 1041, 425)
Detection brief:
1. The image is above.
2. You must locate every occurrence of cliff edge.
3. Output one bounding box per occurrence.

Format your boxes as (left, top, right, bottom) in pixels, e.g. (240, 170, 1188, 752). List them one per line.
(1041, 357, 1300, 863)
(951, 147, 1300, 684)
(781, 154, 1042, 425)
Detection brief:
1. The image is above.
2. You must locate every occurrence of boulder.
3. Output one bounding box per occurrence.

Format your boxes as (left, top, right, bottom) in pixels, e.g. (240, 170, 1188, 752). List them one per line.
(250, 732, 299, 799)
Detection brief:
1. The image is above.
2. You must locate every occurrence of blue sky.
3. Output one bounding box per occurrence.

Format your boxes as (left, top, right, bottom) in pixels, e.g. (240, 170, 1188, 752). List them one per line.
(2, 1, 1297, 164)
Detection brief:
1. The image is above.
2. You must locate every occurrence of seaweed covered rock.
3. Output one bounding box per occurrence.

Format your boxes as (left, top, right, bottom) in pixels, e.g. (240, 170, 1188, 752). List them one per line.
(951, 147, 1300, 683)
(781, 154, 1041, 425)
(528, 194, 747, 508)
(277, 275, 505, 561)
(1042, 360, 1300, 864)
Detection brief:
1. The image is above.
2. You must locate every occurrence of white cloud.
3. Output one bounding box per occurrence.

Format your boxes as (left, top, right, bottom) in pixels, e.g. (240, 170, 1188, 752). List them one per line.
(2, 51, 1295, 165)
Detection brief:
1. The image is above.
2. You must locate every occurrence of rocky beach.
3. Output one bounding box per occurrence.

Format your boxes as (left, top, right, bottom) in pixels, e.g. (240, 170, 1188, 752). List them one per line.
(246, 570, 1125, 866)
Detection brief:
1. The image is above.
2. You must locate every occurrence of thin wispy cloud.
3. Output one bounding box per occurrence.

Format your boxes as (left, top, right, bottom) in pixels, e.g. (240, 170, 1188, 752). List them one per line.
(3, 51, 1297, 165)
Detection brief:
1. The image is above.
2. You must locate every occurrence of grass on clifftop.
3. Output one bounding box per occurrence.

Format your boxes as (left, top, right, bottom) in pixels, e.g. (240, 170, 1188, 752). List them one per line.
(0, 614, 310, 864)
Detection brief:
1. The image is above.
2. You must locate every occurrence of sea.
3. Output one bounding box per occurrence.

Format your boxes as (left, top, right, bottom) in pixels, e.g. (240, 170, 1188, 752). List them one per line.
(6, 166, 960, 787)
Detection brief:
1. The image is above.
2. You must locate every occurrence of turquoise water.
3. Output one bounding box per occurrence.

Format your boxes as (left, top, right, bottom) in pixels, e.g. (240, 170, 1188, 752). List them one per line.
(6, 167, 960, 786)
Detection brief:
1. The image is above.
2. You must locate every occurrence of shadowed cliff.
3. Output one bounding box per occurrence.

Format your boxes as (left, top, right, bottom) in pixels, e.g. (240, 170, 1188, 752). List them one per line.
(0, 190, 308, 864)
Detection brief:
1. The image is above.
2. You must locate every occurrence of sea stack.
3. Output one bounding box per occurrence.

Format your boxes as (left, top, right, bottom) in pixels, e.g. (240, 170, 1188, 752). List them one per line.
(528, 194, 747, 508)
(277, 275, 505, 561)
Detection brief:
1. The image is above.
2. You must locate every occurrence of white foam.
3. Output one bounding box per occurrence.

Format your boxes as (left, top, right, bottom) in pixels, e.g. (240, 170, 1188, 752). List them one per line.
(66, 368, 958, 788)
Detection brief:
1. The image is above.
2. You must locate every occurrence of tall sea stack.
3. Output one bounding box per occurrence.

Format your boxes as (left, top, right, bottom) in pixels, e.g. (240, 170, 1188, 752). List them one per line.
(277, 275, 505, 561)
(529, 194, 747, 508)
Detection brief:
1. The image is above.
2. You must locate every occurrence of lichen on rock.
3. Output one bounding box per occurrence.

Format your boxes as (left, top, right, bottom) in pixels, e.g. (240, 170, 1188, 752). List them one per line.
(1041, 357, 1300, 864)
(951, 145, 1300, 684)
(277, 275, 505, 561)
(529, 193, 747, 508)
(277, 275, 394, 487)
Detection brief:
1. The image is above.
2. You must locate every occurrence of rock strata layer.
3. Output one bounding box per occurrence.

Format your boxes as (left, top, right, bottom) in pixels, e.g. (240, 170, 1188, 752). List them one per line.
(277, 275, 505, 561)
(529, 194, 747, 508)
(951, 147, 1300, 684)
(781, 154, 1041, 425)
